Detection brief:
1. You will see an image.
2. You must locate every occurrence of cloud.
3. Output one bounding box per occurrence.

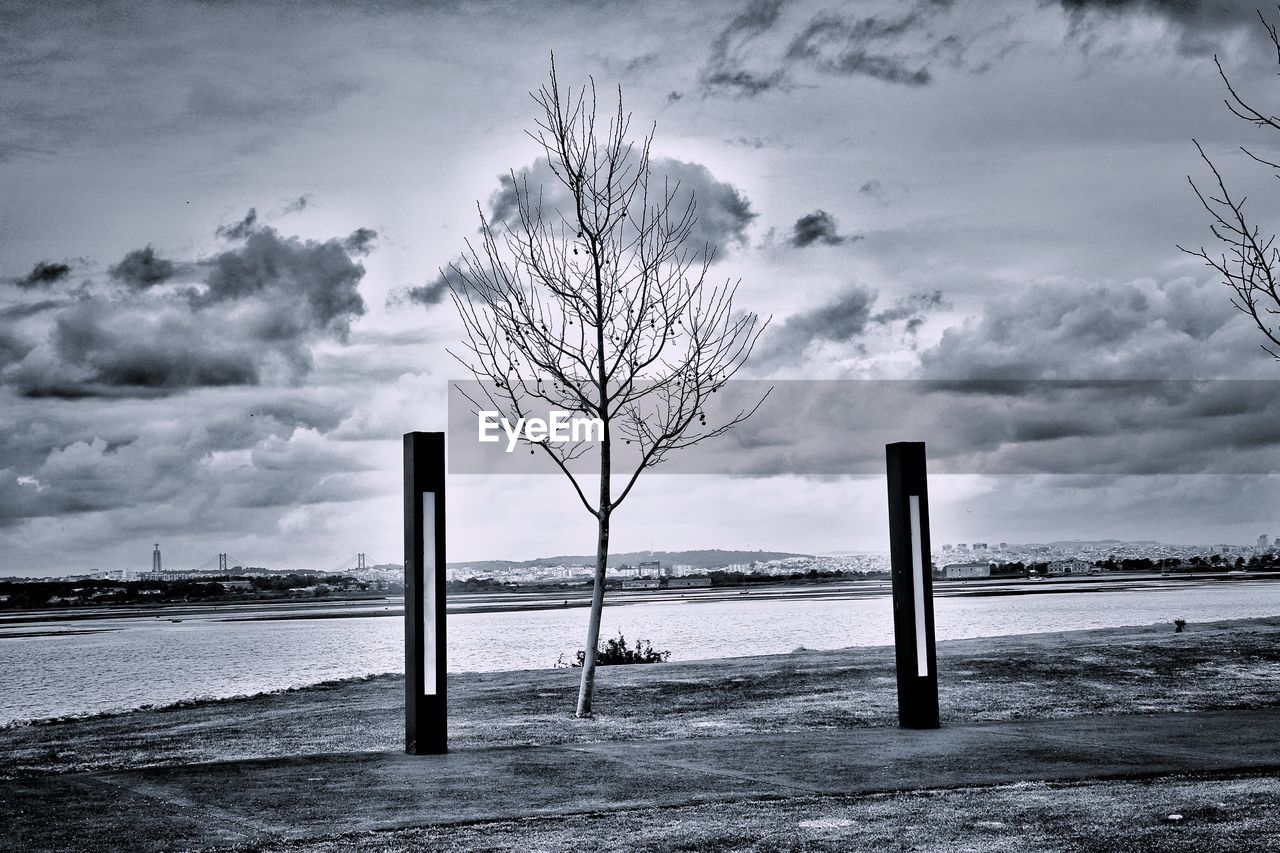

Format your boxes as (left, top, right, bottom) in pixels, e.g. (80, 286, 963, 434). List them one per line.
(183, 75, 363, 124)
(486, 155, 757, 254)
(700, 0, 790, 96)
(216, 208, 259, 240)
(8, 302, 259, 399)
(0, 389, 374, 530)
(697, 0, 1012, 97)
(2, 215, 373, 399)
(789, 209, 855, 247)
(859, 179, 891, 205)
(1059, 1, 1260, 30)
(917, 277, 1259, 380)
(872, 290, 947, 329)
(756, 285, 878, 365)
(282, 195, 311, 214)
(400, 274, 450, 307)
(0, 300, 65, 322)
(755, 286, 946, 366)
(785, 12, 932, 86)
(196, 223, 369, 343)
(12, 261, 71, 289)
(1059, 0, 1264, 57)
(0, 327, 33, 370)
(109, 246, 178, 289)
(342, 227, 377, 257)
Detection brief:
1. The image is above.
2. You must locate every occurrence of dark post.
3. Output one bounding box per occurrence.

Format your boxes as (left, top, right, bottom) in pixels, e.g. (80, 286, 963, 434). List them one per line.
(404, 431, 447, 754)
(886, 441, 940, 729)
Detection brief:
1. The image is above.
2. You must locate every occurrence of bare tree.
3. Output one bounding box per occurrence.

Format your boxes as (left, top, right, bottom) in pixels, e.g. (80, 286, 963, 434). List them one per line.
(445, 59, 768, 717)
(1183, 8, 1280, 359)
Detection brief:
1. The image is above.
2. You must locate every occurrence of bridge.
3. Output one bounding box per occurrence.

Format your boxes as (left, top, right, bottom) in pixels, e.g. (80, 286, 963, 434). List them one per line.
(164, 552, 383, 575)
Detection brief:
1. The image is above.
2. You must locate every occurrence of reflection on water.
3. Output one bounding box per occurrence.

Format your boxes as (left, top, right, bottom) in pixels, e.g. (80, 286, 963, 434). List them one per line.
(1, 581, 1276, 725)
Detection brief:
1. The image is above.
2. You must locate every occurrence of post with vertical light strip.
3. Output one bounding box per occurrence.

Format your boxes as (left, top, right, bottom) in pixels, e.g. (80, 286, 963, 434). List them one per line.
(404, 431, 447, 754)
(885, 441, 940, 729)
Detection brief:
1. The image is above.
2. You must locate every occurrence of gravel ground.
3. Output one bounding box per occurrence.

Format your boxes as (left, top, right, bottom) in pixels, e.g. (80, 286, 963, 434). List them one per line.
(217, 774, 1280, 853)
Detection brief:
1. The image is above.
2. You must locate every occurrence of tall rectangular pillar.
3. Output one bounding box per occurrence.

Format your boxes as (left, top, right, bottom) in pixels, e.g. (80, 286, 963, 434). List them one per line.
(405, 431, 447, 754)
(886, 441, 940, 729)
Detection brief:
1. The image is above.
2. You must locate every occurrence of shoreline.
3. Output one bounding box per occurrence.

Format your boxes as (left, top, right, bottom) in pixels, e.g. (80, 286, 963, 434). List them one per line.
(4, 571, 1277, 626)
(0, 612, 1263, 730)
(5, 614, 1274, 747)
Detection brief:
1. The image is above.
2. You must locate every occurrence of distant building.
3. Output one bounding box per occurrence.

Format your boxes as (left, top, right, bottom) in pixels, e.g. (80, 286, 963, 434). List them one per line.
(139, 570, 201, 582)
(637, 560, 664, 577)
(665, 577, 711, 588)
(621, 579, 660, 589)
(1259, 534, 1270, 549)
(944, 561, 991, 579)
(1047, 559, 1089, 576)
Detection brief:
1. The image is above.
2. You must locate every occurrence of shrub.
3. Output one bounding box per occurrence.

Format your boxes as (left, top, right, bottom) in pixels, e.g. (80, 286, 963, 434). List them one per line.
(1173, 618, 1187, 633)
(563, 632, 671, 667)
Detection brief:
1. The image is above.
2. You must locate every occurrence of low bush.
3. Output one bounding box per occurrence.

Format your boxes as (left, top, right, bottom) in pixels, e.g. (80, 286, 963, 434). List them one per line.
(558, 632, 671, 668)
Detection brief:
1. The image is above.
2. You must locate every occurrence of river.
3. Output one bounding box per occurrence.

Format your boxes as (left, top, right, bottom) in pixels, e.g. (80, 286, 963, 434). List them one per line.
(1, 578, 1277, 725)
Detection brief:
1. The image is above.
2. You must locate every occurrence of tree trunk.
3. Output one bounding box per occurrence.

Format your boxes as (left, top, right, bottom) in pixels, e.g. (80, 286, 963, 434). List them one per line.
(575, 505, 610, 717)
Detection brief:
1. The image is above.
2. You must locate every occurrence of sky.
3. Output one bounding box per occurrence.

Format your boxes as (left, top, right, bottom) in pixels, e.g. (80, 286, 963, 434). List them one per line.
(5, 0, 1280, 575)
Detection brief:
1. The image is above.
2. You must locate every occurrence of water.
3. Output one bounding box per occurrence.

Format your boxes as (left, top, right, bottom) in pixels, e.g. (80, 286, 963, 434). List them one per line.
(1, 581, 1276, 726)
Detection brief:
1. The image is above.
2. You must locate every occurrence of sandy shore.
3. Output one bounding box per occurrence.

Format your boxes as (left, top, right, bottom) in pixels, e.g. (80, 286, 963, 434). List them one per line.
(3, 615, 1278, 779)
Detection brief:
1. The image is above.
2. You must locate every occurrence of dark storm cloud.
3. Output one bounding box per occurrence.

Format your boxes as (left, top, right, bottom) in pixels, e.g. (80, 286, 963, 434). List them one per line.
(1060, 0, 1260, 28)
(109, 246, 178, 289)
(12, 261, 71, 289)
(0, 394, 373, 527)
(917, 279, 1248, 380)
(2, 215, 374, 399)
(486, 156, 757, 252)
(789, 209, 854, 247)
(1060, 0, 1264, 56)
(8, 302, 259, 399)
(198, 224, 368, 340)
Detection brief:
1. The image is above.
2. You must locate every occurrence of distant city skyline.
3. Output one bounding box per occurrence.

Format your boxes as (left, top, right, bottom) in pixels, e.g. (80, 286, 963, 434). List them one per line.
(9, 530, 1280, 580)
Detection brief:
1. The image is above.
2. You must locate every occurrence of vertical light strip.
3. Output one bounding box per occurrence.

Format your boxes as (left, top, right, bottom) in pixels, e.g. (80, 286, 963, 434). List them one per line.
(422, 491, 437, 696)
(909, 495, 928, 677)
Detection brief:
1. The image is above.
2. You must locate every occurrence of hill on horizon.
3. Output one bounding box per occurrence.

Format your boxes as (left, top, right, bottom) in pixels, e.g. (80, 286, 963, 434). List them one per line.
(446, 548, 812, 574)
